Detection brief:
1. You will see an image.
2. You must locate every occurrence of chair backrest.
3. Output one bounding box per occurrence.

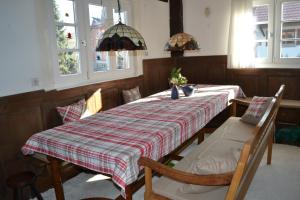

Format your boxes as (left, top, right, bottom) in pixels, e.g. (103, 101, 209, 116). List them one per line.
(226, 85, 285, 200)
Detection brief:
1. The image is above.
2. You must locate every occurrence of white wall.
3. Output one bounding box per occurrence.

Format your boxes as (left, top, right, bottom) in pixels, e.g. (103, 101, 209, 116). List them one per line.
(137, 0, 170, 59)
(0, 0, 47, 97)
(134, 0, 170, 75)
(183, 0, 231, 56)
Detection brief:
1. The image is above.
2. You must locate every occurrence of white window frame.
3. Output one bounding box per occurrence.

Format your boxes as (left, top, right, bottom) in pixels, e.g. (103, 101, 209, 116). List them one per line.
(274, 0, 300, 65)
(253, 0, 274, 64)
(48, 0, 137, 88)
(254, 0, 300, 66)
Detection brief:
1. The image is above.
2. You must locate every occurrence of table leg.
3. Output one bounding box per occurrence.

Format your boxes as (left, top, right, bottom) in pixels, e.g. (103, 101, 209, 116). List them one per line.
(48, 156, 65, 200)
(125, 188, 133, 200)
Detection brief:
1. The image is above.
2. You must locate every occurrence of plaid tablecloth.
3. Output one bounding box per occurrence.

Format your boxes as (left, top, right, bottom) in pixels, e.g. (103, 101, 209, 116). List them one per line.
(22, 85, 245, 192)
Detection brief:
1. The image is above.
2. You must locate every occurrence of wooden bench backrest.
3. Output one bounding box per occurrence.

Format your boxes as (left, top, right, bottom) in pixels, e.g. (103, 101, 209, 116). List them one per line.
(226, 85, 285, 200)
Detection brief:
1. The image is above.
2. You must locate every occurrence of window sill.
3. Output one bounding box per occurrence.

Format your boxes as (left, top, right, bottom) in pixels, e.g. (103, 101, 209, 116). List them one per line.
(254, 62, 300, 69)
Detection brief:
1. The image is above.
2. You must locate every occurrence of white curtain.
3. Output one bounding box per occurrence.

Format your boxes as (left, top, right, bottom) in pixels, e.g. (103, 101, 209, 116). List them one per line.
(228, 0, 256, 68)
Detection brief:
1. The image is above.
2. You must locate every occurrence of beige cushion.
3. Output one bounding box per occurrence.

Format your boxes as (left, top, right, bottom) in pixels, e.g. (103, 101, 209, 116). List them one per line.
(179, 140, 242, 194)
(153, 117, 256, 200)
(241, 96, 273, 125)
(122, 86, 141, 103)
(220, 117, 255, 142)
(153, 139, 244, 199)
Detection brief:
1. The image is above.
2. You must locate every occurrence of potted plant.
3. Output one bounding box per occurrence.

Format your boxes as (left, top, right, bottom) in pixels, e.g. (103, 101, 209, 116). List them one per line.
(169, 67, 187, 99)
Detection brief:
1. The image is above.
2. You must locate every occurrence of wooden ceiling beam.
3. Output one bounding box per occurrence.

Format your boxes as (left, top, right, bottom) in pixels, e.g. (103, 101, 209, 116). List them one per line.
(169, 0, 183, 57)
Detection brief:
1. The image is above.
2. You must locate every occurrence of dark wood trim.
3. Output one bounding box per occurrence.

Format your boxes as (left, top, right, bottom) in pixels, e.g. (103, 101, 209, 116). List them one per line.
(169, 0, 184, 57)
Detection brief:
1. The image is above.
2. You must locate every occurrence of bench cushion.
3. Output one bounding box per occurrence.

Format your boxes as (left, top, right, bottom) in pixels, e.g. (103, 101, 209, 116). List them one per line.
(221, 117, 255, 142)
(153, 117, 255, 200)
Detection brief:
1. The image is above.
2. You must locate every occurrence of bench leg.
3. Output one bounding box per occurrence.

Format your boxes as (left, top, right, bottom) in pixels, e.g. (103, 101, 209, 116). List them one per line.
(267, 125, 275, 165)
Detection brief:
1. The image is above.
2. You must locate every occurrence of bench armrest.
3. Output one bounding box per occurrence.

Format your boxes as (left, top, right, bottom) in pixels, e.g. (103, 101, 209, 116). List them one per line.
(230, 98, 251, 106)
(139, 157, 233, 186)
(230, 98, 251, 116)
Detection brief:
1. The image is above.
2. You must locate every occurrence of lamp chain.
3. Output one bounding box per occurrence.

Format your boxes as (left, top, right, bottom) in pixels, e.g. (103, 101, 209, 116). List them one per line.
(117, 0, 122, 22)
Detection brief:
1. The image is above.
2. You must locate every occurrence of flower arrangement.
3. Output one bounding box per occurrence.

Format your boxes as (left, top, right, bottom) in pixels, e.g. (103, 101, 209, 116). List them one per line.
(169, 67, 187, 86)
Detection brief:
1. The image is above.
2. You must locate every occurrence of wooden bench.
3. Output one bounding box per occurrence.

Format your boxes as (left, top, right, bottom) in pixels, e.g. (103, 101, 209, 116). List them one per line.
(138, 85, 285, 200)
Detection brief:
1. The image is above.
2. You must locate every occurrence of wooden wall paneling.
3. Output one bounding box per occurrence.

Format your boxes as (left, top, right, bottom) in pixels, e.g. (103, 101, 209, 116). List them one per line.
(227, 68, 300, 99)
(177, 56, 207, 84)
(0, 106, 44, 199)
(205, 56, 226, 84)
(226, 69, 262, 97)
(0, 75, 145, 199)
(277, 107, 299, 125)
(207, 63, 227, 84)
(143, 58, 175, 96)
(267, 74, 300, 99)
(99, 87, 119, 110)
(177, 56, 227, 84)
(143, 56, 228, 96)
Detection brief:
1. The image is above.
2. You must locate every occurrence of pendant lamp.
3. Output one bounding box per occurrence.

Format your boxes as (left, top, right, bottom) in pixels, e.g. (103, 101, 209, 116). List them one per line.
(96, 0, 147, 51)
(164, 32, 199, 51)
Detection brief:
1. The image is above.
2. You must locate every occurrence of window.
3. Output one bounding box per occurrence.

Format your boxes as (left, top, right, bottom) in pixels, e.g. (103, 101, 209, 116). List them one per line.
(50, 0, 135, 87)
(89, 4, 110, 72)
(253, 0, 300, 65)
(253, 5, 269, 59)
(53, 0, 82, 76)
(280, 1, 300, 58)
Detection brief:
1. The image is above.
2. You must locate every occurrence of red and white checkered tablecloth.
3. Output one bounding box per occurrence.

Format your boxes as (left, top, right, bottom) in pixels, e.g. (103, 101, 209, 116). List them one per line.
(22, 85, 245, 192)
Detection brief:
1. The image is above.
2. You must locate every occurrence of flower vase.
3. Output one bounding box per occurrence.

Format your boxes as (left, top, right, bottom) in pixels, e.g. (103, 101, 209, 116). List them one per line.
(182, 85, 194, 96)
(171, 85, 179, 100)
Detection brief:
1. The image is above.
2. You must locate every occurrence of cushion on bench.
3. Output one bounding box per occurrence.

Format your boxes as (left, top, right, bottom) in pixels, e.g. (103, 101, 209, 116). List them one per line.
(153, 117, 255, 200)
(221, 117, 255, 142)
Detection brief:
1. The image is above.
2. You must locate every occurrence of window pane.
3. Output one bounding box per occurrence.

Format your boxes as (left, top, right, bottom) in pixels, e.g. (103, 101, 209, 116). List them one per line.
(281, 41, 300, 58)
(255, 24, 268, 40)
(89, 4, 107, 26)
(58, 51, 80, 75)
(255, 42, 268, 58)
(282, 1, 300, 21)
(116, 51, 129, 69)
(253, 5, 268, 23)
(282, 22, 300, 39)
(56, 25, 77, 49)
(89, 4, 110, 72)
(54, 0, 75, 24)
(94, 52, 109, 72)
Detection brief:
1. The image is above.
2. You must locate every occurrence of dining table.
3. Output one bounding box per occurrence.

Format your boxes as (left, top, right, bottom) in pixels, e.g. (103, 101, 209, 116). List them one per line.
(22, 84, 245, 200)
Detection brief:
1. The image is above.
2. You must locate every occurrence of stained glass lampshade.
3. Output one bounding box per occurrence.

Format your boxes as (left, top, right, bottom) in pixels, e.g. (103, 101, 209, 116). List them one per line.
(165, 33, 199, 51)
(96, 22, 147, 51)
